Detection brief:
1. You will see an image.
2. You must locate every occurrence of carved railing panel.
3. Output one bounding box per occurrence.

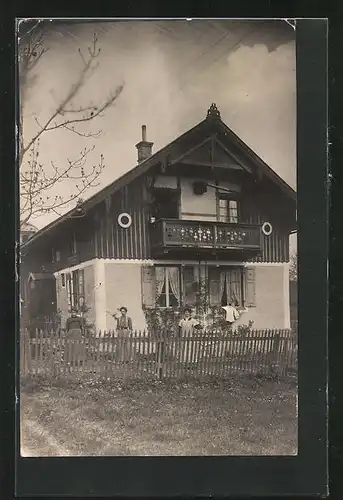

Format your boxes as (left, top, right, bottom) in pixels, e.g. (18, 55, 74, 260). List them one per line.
(150, 219, 261, 251)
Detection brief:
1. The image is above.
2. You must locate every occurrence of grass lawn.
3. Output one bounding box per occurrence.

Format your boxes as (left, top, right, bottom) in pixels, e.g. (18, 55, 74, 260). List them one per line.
(20, 375, 297, 456)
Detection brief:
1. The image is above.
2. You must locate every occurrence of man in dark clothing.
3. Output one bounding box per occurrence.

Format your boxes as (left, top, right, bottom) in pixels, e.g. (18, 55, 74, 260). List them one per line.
(65, 308, 85, 368)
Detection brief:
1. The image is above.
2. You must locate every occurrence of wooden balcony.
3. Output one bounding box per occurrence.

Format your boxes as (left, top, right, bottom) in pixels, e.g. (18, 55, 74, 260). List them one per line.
(150, 218, 262, 258)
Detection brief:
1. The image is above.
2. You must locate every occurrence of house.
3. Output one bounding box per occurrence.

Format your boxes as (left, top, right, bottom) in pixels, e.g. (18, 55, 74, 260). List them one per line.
(20, 222, 38, 244)
(20, 104, 296, 333)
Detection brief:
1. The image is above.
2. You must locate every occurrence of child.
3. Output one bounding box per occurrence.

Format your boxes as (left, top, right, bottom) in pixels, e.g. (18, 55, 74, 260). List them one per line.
(221, 301, 240, 329)
(178, 309, 202, 363)
(178, 308, 201, 337)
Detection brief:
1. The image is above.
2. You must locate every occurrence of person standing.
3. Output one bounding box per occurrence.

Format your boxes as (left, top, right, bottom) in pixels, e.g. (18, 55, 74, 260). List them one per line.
(221, 301, 241, 330)
(178, 308, 202, 362)
(178, 308, 200, 336)
(65, 308, 85, 369)
(113, 306, 133, 362)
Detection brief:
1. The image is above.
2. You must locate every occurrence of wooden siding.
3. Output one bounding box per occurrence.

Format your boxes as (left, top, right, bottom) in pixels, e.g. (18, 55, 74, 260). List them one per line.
(21, 216, 96, 276)
(89, 172, 291, 263)
(22, 156, 292, 271)
(240, 188, 290, 263)
(22, 173, 291, 270)
(94, 177, 150, 260)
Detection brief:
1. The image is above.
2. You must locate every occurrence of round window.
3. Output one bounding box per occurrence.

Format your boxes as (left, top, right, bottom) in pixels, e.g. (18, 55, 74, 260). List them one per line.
(118, 212, 132, 228)
(262, 222, 273, 236)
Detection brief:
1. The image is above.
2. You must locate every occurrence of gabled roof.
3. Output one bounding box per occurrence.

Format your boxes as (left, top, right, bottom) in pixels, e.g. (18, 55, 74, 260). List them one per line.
(22, 103, 296, 248)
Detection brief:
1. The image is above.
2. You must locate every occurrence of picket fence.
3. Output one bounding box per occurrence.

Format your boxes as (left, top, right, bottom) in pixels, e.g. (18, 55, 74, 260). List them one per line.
(20, 328, 297, 379)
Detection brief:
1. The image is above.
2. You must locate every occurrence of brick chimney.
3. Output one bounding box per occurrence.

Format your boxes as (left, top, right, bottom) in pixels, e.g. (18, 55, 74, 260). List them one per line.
(135, 125, 153, 163)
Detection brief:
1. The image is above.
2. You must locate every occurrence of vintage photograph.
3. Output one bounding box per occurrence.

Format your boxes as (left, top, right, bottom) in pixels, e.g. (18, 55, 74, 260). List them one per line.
(19, 18, 297, 457)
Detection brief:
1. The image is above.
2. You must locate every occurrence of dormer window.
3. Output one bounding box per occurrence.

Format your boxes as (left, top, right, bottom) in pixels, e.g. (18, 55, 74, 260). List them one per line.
(218, 194, 239, 224)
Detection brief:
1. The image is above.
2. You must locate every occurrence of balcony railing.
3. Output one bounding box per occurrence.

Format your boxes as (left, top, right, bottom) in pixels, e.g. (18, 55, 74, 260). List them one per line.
(150, 218, 261, 254)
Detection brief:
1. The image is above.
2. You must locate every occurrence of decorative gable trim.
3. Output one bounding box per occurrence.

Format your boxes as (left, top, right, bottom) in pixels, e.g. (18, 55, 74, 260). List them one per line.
(170, 135, 250, 173)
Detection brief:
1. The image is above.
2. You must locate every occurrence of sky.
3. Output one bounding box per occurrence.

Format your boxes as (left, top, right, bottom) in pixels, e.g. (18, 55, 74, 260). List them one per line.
(20, 19, 297, 251)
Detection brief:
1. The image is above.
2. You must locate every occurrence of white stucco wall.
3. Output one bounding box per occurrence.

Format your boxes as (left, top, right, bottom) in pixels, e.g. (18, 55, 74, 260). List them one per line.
(104, 261, 147, 332)
(180, 177, 241, 221)
(235, 263, 290, 330)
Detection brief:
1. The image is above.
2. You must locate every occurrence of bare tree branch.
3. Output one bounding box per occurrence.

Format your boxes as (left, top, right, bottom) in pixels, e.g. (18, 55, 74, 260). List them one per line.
(20, 144, 105, 224)
(19, 29, 124, 229)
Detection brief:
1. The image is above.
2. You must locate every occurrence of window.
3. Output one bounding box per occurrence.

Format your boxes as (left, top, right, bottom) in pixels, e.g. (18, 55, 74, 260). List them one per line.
(66, 269, 85, 311)
(218, 195, 239, 223)
(141, 265, 199, 309)
(52, 249, 61, 263)
(61, 273, 66, 288)
(70, 233, 77, 255)
(152, 188, 179, 219)
(155, 266, 181, 308)
(208, 267, 244, 307)
(142, 265, 254, 309)
(66, 273, 72, 310)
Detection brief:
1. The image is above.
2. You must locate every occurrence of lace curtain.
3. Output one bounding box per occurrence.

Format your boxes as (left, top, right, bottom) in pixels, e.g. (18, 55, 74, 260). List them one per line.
(155, 267, 165, 301)
(155, 267, 181, 306)
(219, 268, 242, 306)
(226, 268, 242, 305)
(167, 267, 181, 305)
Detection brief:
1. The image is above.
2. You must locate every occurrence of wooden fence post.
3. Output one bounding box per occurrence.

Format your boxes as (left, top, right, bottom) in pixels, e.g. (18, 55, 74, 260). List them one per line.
(269, 330, 281, 376)
(18, 326, 295, 380)
(156, 329, 166, 379)
(20, 328, 32, 375)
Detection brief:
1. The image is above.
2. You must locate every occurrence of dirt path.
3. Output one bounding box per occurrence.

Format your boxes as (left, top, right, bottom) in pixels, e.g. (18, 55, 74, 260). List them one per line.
(21, 417, 71, 456)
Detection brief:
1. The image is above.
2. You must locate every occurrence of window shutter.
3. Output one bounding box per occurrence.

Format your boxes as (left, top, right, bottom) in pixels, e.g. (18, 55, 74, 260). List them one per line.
(56, 275, 61, 295)
(183, 266, 196, 306)
(78, 269, 85, 301)
(141, 265, 156, 308)
(209, 267, 221, 306)
(244, 267, 256, 307)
